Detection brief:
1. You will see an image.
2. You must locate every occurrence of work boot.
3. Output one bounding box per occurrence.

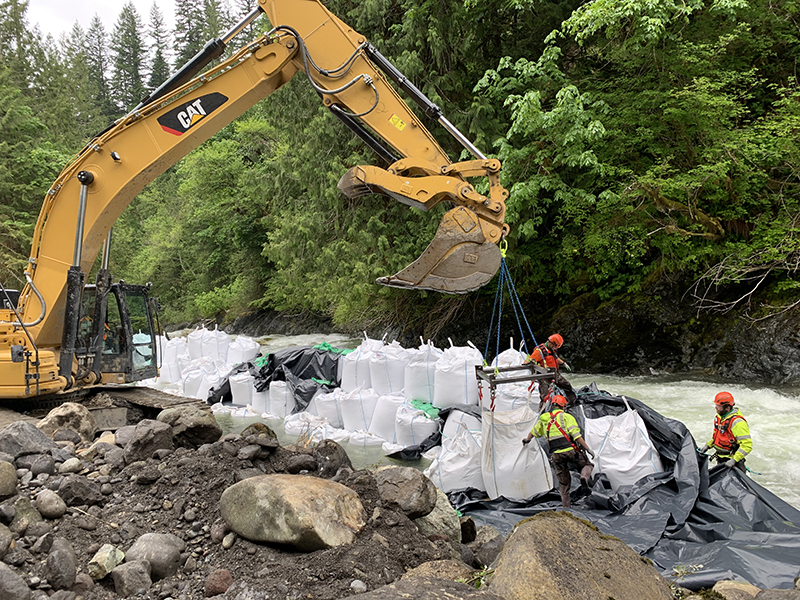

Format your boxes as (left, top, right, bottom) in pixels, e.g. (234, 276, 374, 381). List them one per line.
(580, 465, 593, 494)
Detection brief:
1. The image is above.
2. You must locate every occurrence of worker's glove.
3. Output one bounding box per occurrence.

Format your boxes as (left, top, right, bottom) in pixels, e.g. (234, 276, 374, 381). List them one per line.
(562, 362, 572, 372)
(697, 444, 710, 454)
(585, 448, 595, 459)
(724, 459, 736, 469)
(522, 438, 530, 446)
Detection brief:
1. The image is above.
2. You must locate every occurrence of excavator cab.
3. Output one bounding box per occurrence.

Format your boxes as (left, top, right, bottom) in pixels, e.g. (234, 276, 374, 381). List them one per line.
(76, 283, 158, 385)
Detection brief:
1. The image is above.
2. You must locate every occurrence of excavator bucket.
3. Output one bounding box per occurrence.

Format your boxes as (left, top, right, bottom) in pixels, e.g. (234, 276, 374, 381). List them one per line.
(377, 206, 501, 294)
(338, 166, 505, 294)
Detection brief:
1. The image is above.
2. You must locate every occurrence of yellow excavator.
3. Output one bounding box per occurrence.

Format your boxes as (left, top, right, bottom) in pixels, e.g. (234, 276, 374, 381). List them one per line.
(0, 0, 509, 400)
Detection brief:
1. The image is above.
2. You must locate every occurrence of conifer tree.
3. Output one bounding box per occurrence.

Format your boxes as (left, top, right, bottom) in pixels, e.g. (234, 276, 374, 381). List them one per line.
(0, 0, 36, 89)
(110, 1, 147, 111)
(86, 15, 118, 121)
(147, 2, 171, 92)
(173, 0, 203, 69)
(203, 0, 224, 43)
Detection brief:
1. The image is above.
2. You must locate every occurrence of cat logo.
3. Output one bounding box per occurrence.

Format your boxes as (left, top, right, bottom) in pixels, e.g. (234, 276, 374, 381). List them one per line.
(158, 92, 228, 136)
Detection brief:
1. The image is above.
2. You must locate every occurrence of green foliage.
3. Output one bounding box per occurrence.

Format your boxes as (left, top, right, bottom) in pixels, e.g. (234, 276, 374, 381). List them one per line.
(2, 0, 800, 329)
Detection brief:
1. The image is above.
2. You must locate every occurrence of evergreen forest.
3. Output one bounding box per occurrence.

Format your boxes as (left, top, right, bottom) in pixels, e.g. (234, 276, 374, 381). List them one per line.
(2, 0, 799, 343)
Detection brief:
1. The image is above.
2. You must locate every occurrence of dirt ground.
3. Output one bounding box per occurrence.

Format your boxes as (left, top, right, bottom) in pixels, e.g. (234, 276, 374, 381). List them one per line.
(11, 426, 456, 600)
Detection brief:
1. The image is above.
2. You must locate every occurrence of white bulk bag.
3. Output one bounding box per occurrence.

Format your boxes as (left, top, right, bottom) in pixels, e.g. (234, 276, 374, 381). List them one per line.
(267, 381, 293, 419)
(315, 390, 343, 429)
(228, 372, 267, 413)
(227, 336, 260, 366)
(404, 343, 443, 403)
(339, 388, 380, 432)
(442, 410, 482, 448)
(425, 425, 485, 493)
(368, 394, 406, 442)
(181, 368, 205, 398)
(195, 369, 221, 400)
(201, 327, 231, 363)
(395, 404, 439, 447)
(162, 336, 187, 364)
(157, 361, 182, 384)
(433, 344, 483, 408)
(368, 342, 411, 395)
(482, 405, 553, 501)
(187, 327, 205, 359)
(492, 384, 534, 412)
(491, 346, 527, 370)
(340, 336, 384, 392)
(582, 401, 665, 492)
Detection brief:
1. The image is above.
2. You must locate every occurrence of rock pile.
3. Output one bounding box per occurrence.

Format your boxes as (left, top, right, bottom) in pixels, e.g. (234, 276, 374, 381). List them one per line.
(2, 400, 792, 600)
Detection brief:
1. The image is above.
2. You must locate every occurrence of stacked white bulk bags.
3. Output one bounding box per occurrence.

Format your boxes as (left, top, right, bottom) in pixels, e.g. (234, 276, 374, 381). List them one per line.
(395, 403, 439, 447)
(482, 405, 553, 501)
(340, 337, 384, 392)
(227, 336, 260, 366)
(404, 343, 442, 402)
(425, 424, 484, 493)
(368, 342, 411, 395)
(339, 388, 380, 432)
(433, 343, 484, 408)
(368, 394, 406, 442)
(582, 400, 664, 491)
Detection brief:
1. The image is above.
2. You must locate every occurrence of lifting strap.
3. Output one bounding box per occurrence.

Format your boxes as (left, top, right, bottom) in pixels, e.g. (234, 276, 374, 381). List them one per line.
(484, 239, 538, 369)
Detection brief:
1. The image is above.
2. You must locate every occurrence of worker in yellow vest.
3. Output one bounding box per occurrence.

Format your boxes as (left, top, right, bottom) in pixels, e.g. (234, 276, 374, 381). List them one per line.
(523, 394, 595, 507)
(699, 391, 752, 472)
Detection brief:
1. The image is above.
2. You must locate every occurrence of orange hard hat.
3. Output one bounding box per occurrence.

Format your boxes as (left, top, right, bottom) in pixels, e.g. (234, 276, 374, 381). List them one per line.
(714, 391, 735, 406)
(548, 333, 564, 348)
(551, 394, 568, 407)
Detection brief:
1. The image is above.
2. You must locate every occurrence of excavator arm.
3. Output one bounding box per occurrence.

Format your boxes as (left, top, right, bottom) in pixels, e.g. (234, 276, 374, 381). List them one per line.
(0, 0, 508, 399)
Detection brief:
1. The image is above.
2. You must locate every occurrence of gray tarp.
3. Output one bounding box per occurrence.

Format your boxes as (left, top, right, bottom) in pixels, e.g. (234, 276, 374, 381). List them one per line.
(450, 383, 800, 590)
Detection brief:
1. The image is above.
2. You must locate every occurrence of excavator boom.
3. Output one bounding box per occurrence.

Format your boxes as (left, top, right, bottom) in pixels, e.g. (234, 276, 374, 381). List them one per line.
(0, 0, 508, 399)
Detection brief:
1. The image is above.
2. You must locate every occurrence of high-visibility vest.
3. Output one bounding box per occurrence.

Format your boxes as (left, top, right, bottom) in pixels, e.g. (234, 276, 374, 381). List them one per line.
(709, 408, 752, 461)
(530, 343, 558, 369)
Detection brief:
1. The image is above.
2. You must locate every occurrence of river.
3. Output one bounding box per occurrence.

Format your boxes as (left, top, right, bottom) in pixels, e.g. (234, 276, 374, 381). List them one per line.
(174, 332, 800, 509)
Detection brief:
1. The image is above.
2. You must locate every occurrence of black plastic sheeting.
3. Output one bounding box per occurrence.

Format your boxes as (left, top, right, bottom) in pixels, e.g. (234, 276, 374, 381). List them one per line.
(208, 346, 340, 412)
(449, 383, 800, 591)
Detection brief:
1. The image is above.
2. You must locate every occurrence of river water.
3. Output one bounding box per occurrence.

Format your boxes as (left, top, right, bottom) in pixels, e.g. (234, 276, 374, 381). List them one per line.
(191, 332, 800, 510)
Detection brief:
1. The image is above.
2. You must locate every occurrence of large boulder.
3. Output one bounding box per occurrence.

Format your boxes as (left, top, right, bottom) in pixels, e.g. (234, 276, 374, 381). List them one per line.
(220, 474, 366, 551)
(156, 405, 221, 448)
(488, 512, 673, 600)
(123, 419, 173, 464)
(36, 403, 97, 443)
(414, 487, 461, 544)
(0, 421, 58, 458)
(374, 467, 437, 519)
